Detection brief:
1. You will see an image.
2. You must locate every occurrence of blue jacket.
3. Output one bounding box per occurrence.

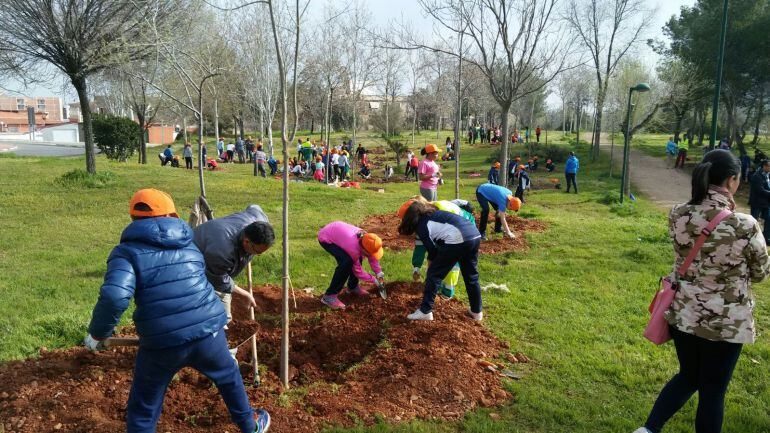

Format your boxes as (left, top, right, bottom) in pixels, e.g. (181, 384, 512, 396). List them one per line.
(88, 218, 227, 349)
(565, 155, 579, 174)
(487, 167, 499, 185)
(163, 147, 173, 158)
(665, 140, 677, 156)
(749, 170, 770, 209)
(416, 210, 481, 261)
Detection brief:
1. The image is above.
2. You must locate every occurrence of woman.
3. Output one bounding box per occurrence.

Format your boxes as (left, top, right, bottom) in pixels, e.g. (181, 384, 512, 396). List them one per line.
(317, 222, 385, 310)
(398, 200, 483, 321)
(418, 144, 442, 201)
(634, 149, 769, 433)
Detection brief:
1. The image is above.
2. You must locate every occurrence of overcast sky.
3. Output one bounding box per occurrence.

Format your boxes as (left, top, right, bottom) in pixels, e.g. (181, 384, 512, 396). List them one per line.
(2, 0, 696, 101)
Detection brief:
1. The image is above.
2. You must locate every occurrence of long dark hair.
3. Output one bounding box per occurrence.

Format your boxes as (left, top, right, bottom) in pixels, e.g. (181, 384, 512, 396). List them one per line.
(398, 201, 437, 235)
(689, 149, 740, 205)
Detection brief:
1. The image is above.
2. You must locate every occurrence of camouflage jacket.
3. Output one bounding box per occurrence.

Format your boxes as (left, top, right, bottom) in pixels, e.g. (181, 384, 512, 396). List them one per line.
(665, 187, 770, 343)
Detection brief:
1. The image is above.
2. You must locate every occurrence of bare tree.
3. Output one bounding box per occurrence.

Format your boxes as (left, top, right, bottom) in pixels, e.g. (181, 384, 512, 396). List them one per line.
(411, 0, 574, 186)
(566, 0, 651, 160)
(0, 0, 179, 174)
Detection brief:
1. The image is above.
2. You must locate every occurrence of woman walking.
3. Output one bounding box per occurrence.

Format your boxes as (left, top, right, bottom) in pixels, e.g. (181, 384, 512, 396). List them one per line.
(634, 149, 769, 433)
(418, 144, 442, 201)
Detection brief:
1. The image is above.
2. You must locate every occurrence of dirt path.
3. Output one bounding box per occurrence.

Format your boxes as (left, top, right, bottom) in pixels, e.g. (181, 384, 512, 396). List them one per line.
(605, 144, 690, 209)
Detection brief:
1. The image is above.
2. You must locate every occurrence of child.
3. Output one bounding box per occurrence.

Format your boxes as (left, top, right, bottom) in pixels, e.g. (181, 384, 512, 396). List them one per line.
(207, 158, 218, 170)
(83, 189, 271, 433)
(546, 158, 555, 172)
(358, 164, 372, 179)
(317, 221, 385, 310)
(254, 145, 267, 177)
(183, 142, 193, 170)
(476, 182, 522, 240)
(268, 154, 278, 176)
(488, 162, 500, 185)
(313, 156, 325, 182)
(418, 144, 442, 200)
(170, 155, 180, 168)
(397, 201, 483, 321)
(384, 164, 394, 180)
(406, 153, 419, 181)
(338, 151, 350, 180)
(515, 164, 531, 203)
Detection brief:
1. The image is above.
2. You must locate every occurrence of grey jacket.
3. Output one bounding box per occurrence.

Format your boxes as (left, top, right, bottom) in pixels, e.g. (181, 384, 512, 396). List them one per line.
(193, 205, 269, 293)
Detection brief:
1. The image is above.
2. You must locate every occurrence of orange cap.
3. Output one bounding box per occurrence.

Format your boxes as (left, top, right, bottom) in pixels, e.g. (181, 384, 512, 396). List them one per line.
(361, 233, 384, 260)
(397, 199, 416, 219)
(424, 144, 440, 154)
(129, 189, 178, 218)
(518, 164, 526, 170)
(493, 162, 501, 168)
(507, 196, 522, 211)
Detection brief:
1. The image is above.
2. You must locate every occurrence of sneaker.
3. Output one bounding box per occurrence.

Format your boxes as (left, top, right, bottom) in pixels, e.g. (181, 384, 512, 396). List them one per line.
(412, 267, 421, 282)
(321, 294, 346, 310)
(439, 285, 455, 300)
(254, 409, 271, 433)
(228, 347, 238, 361)
(407, 309, 434, 321)
(466, 309, 483, 321)
(480, 234, 488, 241)
(632, 429, 651, 433)
(348, 286, 369, 297)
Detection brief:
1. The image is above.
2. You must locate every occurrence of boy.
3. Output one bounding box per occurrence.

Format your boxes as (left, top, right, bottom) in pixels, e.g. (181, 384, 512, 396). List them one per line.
(84, 189, 270, 433)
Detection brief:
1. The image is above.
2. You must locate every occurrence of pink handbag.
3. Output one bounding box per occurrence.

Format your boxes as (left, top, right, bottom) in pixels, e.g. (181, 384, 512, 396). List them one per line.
(644, 209, 732, 344)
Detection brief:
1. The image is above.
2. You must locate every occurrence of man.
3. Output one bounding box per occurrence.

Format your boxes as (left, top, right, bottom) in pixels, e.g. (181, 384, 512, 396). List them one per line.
(536, 126, 542, 143)
(665, 137, 678, 168)
(750, 159, 770, 242)
(565, 151, 579, 193)
(84, 189, 271, 433)
(235, 137, 246, 163)
(193, 205, 275, 322)
(675, 140, 688, 169)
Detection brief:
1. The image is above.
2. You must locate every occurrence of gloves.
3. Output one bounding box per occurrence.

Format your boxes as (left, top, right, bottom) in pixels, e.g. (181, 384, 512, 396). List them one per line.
(83, 334, 106, 351)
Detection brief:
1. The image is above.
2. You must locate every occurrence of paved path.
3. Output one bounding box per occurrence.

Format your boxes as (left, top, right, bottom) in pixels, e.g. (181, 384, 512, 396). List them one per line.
(611, 146, 690, 209)
(0, 142, 85, 157)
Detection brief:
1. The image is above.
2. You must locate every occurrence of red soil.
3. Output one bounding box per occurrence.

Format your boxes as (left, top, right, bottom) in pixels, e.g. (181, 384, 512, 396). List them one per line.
(360, 213, 547, 254)
(0, 283, 521, 433)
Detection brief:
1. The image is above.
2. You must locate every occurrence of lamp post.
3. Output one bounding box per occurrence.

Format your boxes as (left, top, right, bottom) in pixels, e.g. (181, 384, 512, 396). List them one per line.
(620, 83, 651, 203)
(709, 0, 729, 149)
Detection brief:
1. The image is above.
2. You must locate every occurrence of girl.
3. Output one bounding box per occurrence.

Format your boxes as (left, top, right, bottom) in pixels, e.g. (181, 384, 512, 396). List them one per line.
(398, 201, 483, 321)
(338, 150, 350, 180)
(317, 222, 385, 310)
(313, 156, 325, 182)
(476, 182, 521, 240)
(634, 149, 769, 433)
(515, 164, 530, 203)
(418, 144, 442, 201)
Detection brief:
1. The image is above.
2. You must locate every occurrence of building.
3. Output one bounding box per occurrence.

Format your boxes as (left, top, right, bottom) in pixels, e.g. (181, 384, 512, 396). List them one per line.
(0, 94, 66, 133)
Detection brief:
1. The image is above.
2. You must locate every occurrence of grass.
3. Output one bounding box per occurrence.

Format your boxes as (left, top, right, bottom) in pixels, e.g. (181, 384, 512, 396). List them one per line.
(1, 130, 769, 433)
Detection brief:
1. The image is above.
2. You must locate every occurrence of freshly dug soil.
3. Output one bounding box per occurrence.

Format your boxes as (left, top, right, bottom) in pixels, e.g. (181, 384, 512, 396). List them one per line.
(0, 283, 518, 433)
(360, 213, 547, 254)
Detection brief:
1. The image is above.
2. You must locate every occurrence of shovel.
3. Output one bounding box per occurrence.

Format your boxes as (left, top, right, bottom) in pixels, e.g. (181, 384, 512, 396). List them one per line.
(377, 282, 387, 299)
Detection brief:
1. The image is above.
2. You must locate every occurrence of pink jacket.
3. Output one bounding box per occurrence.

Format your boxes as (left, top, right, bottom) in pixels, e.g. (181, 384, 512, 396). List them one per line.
(317, 221, 382, 283)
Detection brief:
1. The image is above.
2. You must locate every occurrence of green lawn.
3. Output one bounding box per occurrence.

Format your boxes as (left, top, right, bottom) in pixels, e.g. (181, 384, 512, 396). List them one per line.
(1, 130, 768, 433)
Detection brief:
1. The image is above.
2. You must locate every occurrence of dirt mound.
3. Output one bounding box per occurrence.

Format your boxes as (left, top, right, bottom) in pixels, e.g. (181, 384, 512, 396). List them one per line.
(0, 283, 521, 433)
(360, 213, 547, 254)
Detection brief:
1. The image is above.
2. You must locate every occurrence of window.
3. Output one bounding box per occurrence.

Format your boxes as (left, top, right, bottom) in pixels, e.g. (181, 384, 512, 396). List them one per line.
(16, 98, 25, 110)
(37, 99, 46, 110)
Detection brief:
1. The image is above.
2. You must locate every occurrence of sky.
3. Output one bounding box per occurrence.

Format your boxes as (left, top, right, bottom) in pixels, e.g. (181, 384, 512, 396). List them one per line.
(1, 0, 696, 102)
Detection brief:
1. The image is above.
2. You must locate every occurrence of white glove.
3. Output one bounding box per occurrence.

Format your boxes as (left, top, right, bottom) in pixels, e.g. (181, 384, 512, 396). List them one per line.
(376, 272, 385, 279)
(83, 334, 105, 351)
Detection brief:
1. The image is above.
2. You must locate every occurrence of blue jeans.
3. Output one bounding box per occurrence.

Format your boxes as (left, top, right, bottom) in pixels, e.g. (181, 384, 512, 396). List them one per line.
(750, 206, 770, 242)
(320, 241, 360, 295)
(476, 189, 501, 236)
(420, 239, 482, 314)
(127, 331, 255, 433)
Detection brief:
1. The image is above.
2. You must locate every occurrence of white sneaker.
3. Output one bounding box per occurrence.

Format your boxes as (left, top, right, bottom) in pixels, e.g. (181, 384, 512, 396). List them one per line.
(412, 267, 421, 281)
(229, 347, 238, 361)
(466, 309, 483, 321)
(407, 309, 434, 321)
(632, 428, 652, 433)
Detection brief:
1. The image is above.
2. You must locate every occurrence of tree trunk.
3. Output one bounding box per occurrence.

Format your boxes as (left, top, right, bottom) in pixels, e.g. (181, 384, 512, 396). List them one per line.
(73, 77, 96, 174)
(214, 98, 220, 142)
(454, 37, 462, 200)
(673, 109, 685, 143)
(197, 95, 206, 198)
(500, 103, 512, 187)
(352, 96, 358, 146)
(753, 91, 765, 145)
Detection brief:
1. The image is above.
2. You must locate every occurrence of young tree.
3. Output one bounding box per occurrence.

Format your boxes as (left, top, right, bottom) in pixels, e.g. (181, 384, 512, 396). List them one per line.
(566, 0, 652, 160)
(0, 0, 179, 174)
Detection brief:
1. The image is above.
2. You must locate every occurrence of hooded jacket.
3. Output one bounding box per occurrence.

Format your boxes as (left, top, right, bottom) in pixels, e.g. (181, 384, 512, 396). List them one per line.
(88, 217, 227, 349)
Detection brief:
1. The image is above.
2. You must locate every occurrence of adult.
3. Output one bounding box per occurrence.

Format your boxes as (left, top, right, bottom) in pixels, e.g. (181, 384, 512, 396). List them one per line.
(475, 182, 520, 240)
(235, 137, 246, 163)
(254, 145, 267, 178)
(418, 144, 442, 201)
(565, 151, 579, 193)
(183, 143, 193, 170)
(749, 159, 770, 242)
(193, 205, 275, 323)
(267, 154, 278, 176)
(397, 201, 483, 322)
(162, 145, 173, 166)
(84, 189, 271, 433)
(740, 152, 751, 182)
(216, 137, 225, 157)
(536, 126, 542, 143)
(665, 137, 677, 168)
(634, 149, 769, 433)
(226, 142, 235, 162)
(675, 141, 688, 169)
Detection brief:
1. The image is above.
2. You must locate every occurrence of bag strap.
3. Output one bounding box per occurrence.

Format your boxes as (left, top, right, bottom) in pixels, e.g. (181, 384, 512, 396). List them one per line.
(677, 209, 732, 276)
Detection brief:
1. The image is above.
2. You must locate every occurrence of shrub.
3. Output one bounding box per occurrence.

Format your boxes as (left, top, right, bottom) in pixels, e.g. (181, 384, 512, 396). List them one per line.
(56, 169, 117, 188)
(486, 143, 573, 164)
(93, 114, 141, 162)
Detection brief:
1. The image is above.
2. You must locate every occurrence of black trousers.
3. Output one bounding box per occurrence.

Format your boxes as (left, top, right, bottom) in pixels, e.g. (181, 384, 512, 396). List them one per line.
(565, 172, 578, 193)
(184, 157, 193, 169)
(420, 239, 482, 314)
(645, 326, 742, 433)
(320, 241, 360, 295)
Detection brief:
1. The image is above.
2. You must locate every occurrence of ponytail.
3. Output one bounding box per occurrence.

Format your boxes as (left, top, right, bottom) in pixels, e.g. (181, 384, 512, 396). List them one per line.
(689, 162, 712, 205)
(688, 149, 740, 205)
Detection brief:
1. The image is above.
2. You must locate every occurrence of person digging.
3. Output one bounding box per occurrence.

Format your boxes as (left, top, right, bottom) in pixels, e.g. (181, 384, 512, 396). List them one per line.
(475, 182, 522, 240)
(192, 205, 275, 357)
(83, 189, 271, 433)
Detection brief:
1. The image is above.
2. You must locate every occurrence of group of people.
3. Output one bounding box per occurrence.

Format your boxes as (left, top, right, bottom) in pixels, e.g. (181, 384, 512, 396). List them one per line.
(159, 143, 196, 170)
(484, 151, 578, 197)
(466, 124, 543, 145)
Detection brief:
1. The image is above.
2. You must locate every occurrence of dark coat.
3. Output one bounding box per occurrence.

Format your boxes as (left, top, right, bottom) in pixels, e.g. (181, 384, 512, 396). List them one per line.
(749, 170, 770, 209)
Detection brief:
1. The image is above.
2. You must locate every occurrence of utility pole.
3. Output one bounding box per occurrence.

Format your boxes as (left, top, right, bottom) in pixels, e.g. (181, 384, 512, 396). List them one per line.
(709, 0, 729, 149)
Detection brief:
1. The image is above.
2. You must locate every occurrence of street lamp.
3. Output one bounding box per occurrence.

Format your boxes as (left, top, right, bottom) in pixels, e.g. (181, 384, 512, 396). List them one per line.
(620, 83, 651, 203)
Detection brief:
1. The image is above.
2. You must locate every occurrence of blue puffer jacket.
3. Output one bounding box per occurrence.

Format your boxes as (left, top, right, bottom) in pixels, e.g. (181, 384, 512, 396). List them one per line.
(88, 217, 227, 350)
(565, 155, 579, 174)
